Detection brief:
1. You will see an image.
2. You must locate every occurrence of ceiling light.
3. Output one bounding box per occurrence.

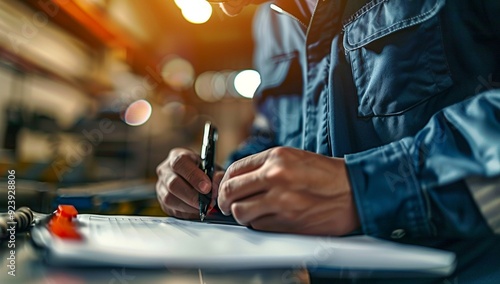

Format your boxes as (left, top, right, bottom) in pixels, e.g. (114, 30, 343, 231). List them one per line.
(234, 70, 261, 99)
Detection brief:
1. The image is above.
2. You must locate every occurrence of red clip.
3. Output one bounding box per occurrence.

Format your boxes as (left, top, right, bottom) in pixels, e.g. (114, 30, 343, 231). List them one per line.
(56, 205, 78, 220)
(49, 205, 82, 240)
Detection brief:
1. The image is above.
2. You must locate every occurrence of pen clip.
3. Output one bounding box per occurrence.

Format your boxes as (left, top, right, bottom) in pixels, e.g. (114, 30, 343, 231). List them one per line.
(200, 122, 218, 181)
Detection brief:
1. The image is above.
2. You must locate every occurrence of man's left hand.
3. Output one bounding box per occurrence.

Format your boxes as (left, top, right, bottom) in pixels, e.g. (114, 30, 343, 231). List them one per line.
(218, 147, 360, 235)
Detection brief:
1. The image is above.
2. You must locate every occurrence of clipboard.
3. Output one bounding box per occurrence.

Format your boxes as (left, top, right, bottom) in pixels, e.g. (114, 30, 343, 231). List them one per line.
(30, 205, 456, 277)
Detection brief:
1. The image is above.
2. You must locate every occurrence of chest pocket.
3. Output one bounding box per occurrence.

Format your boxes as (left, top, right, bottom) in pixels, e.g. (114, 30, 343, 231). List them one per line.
(343, 0, 452, 117)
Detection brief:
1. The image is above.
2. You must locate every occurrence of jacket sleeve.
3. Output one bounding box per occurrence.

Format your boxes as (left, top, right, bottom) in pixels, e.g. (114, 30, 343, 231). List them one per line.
(226, 3, 278, 167)
(227, 3, 302, 166)
(345, 90, 500, 239)
(225, 113, 277, 167)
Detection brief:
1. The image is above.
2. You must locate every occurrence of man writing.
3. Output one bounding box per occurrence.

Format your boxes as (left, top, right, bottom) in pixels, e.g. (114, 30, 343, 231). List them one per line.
(157, 0, 499, 281)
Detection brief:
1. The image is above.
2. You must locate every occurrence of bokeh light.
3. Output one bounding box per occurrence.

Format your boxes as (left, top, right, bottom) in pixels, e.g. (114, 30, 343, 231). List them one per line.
(224, 71, 239, 97)
(195, 71, 224, 102)
(234, 69, 261, 99)
(177, 0, 213, 24)
(124, 99, 152, 126)
(211, 72, 227, 99)
(161, 56, 195, 91)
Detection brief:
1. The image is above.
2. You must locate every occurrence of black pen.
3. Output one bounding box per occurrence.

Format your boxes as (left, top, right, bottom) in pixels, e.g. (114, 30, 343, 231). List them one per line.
(199, 122, 218, 222)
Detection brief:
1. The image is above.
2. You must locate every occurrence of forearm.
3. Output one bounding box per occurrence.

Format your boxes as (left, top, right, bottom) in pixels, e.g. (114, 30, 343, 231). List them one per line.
(346, 90, 500, 239)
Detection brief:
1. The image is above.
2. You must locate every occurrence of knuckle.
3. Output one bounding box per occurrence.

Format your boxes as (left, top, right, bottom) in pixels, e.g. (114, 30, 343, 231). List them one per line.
(168, 148, 185, 158)
(231, 203, 243, 220)
(225, 162, 238, 177)
(269, 146, 290, 158)
(218, 185, 227, 203)
(156, 163, 163, 176)
(220, 180, 236, 200)
(264, 166, 289, 182)
(156, 158, 172, 176)
(155, 180, 163, 195)
(225, 164, 233, 176)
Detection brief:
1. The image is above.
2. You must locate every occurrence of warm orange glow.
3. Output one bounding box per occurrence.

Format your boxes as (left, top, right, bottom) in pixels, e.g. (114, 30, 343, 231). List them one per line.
(53, 0, 128, 46)
(47, 0, 161, 83)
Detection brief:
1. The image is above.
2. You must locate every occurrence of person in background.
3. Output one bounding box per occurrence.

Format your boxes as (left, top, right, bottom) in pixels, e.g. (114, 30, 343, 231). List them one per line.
(157, 0, 500, 282)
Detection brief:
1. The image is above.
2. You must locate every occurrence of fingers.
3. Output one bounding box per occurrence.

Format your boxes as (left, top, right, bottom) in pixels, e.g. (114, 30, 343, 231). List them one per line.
(220, 149, 270, 185)
(248, 215, 282, 232)
(168, 150, 211, 194)
(230, 193, 277, 225)
(248, 215, 306, 234)
(156, 180, 199, 217)
(164, 175, 199, 209)
(211, 171, 225, 203)
(246, 193, 359, 236)
(156, 148, 213, 219)
(195, 146, 359, 235)
(218, 171, 267, 215)
(218, 147, 299, 215)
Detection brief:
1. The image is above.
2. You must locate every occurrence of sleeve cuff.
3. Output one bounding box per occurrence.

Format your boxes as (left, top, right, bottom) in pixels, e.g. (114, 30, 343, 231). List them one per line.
(345, 139, 434, 239)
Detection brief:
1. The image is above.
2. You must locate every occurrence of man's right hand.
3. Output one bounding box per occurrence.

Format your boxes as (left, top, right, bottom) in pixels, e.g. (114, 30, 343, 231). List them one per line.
(156, 148, 224, 219)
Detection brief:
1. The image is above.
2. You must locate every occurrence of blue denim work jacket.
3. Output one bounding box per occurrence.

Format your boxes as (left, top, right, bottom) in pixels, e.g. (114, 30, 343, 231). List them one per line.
(228, 0, 500, 240)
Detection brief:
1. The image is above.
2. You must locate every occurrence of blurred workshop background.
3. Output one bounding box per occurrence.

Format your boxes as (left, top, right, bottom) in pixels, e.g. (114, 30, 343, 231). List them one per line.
(0, 0, 259, 215)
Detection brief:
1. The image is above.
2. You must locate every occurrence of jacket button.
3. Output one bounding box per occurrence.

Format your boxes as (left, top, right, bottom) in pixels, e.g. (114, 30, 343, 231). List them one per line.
(391, 229, 406, 239)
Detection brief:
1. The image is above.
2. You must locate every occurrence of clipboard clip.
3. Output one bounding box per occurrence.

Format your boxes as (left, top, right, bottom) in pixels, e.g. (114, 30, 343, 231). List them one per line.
(46, 205, 82, 240)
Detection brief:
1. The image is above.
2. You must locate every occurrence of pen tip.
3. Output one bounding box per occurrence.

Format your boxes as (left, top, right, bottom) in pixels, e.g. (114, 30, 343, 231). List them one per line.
(200, 213, 205, 222)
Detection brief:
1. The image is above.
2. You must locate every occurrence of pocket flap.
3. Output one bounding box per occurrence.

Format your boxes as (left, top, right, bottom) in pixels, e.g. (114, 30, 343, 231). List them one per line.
(343, 0, 446, 51)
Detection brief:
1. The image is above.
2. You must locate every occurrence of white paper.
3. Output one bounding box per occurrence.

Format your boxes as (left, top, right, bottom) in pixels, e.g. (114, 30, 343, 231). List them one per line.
(31, 215, 456, 276)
